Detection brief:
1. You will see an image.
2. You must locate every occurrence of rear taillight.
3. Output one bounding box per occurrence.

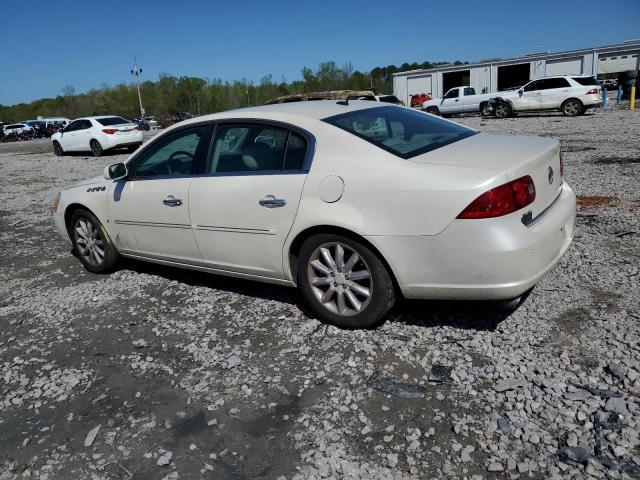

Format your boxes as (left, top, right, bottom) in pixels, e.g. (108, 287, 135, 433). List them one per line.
(102, 129, 117, 134)
(559, 152, 564, 178)
(586, 89, 599, 95)
(457, 176, 536, 219)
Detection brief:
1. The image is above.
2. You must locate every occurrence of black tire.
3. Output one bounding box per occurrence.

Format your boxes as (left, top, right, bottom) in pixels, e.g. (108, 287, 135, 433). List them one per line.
(53, 141, 64, 156)
(426, 106, 440, 116)
(69, 209, 119, 273)
(494, 101, 512, 118)
(561, 98, 584, 117)
(480, 102, 493, 117)
(297, 233, 395, 328)
(90, 139, 104, 157)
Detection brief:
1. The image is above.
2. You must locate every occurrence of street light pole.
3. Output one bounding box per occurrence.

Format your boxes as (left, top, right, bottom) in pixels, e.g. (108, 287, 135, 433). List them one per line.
(130, 58, 145, 120)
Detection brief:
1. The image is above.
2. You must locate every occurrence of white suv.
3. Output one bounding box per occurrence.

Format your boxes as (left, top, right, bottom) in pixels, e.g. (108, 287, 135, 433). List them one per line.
(490, 76, 601, 117)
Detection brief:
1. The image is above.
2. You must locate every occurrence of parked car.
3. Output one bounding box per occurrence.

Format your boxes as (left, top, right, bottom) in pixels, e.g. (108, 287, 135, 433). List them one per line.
(145, 116, 162, 129)
(2, 123, 33, 136)
(490, 76, 601, 118)
(52, 101, 575, 328)
(51, 116, 143, 157)
(410, 93, 433, 108)
(422, 87, 495, 116)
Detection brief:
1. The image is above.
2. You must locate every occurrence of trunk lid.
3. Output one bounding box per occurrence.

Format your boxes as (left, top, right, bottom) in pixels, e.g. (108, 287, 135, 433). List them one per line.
(411, 132, 563, 218)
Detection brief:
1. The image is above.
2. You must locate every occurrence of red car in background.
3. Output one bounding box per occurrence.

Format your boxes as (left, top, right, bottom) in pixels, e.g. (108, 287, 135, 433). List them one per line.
(410, 93, 432, 107)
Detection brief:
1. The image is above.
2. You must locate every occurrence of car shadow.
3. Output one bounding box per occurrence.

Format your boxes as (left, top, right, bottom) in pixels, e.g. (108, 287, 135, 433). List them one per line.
(116, 258, 515, 333)
(63, 148, 136, 158)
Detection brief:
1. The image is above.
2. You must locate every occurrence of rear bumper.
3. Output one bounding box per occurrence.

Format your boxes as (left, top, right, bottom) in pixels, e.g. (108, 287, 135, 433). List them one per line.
(367, 182, 576, 300)
(100, 132, 143, 150)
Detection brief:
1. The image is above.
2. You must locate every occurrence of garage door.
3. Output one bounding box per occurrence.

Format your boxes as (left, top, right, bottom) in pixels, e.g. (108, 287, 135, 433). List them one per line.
(598, 52, 639, 74)
(546, 57, 583, 76)
(407, 75, 432, 97)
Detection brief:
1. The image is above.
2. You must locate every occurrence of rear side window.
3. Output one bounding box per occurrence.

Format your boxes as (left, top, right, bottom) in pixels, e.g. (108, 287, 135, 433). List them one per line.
(464, 87, 475, 96)
(208, 124, 308, 174)
(324, 106, 476, 159)
(97, 117, 131, 126)
(572, 76, 599, 86)
(543, 78, 571, 89)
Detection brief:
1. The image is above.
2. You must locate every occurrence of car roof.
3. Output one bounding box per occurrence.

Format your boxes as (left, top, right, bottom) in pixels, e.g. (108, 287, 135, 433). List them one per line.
(178, 100, 393, 126)
(76, 115, 129, 121)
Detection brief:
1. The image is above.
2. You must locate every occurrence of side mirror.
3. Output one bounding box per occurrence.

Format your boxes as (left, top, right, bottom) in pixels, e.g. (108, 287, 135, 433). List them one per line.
(518, 89, 524, 96)
(104, 163, 128, 180)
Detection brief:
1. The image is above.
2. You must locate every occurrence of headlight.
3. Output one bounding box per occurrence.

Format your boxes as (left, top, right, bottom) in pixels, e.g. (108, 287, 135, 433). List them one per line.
(52, 192, 61, 212)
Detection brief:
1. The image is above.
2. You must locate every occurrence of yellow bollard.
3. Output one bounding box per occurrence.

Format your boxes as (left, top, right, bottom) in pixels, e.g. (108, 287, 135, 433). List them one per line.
(631, 86, 636, 110)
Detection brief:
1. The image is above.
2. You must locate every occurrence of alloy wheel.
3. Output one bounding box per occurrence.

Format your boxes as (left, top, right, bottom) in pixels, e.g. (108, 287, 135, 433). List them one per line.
(74, 217, 105, 266)
(564, 100, 580, 116)
(494, 102, 509, 118)
(307, 242, 373, 316)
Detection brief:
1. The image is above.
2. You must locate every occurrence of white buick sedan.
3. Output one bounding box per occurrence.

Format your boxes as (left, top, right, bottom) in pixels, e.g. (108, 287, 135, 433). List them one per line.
(52, 101, 576, 327)
(51, 116, 143, 157)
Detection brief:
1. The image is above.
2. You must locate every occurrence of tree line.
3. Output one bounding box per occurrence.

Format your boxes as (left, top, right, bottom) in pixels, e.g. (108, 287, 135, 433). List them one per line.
(0, 60, 465, 123)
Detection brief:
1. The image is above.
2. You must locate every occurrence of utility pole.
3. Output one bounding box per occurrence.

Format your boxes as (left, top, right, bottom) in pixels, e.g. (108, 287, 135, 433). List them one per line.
(130, 58, 145, 120)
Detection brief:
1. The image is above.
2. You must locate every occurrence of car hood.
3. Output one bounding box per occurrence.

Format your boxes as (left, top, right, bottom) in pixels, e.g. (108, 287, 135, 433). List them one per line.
(64, 175, 107, 191)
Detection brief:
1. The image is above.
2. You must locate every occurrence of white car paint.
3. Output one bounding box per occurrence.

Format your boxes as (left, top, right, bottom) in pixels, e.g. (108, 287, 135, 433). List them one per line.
(422, 87, 494, 115)
(51, 116, 143, 154)
(53, 101, 575, 302)
(2, 123, 33, 136)
(493, 76, 601, 113)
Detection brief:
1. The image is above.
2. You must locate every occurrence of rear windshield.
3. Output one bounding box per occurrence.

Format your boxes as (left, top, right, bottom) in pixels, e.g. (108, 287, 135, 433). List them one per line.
(97, 117, 131, 126)
(323, 106, 476, 159)
(572, 76, 599, 86)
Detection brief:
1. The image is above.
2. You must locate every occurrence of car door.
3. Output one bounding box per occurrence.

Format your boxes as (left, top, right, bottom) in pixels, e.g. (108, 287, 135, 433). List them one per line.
(60, 120, 83, 150)
(74, 119, 94, 151)
(440, 89, 461, 114)
(107, 124, 212, 262)
(460, 87, 478, 112)
(514, 80, 544, 110)
(189, 122, 311, 279)
(538, 77, 571, 109)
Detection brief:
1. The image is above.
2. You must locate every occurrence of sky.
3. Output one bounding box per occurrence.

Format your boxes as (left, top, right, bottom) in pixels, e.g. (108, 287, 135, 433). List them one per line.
(1, 0, 638, 105)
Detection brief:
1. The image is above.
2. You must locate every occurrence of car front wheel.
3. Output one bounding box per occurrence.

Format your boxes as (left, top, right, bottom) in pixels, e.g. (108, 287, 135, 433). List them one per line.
(494, 101, 512, 118)
(298, 234, 395, 328)
(53, 141, 64, 156)
(480, 102, 493, 117)
(70, 209, 118, 273)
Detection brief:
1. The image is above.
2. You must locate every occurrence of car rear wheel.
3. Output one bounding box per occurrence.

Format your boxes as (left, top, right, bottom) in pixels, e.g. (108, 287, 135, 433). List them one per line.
(494, 101, 512, 118)
(70, 209, 118, 273)
(298, 234, 395, 328)
(53, 141, 64, 156)
(90, 139, 104, 157)
(426, 107, 440, 116)
(561, 99, 583, 116)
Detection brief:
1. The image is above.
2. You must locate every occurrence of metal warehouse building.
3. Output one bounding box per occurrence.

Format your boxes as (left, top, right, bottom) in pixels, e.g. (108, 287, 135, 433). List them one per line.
(393, 41, 640, 104)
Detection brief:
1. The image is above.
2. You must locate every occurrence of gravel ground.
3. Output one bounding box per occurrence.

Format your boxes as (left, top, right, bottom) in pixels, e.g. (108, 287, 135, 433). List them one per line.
(1, 108, 639, 480)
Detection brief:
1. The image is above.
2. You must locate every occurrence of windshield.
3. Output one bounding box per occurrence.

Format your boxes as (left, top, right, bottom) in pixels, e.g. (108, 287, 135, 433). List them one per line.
(323, 106, 476, 159)
(97, 117, 131, 126)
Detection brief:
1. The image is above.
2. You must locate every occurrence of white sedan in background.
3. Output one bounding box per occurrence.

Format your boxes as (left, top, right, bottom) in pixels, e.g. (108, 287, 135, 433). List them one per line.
(2, 123, 34, 136)
(51, 116, 143, 157)
(52, 101, 576, 328)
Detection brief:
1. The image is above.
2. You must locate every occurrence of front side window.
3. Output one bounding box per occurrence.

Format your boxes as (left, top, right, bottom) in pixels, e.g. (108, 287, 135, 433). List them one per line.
(208, 124, 308, 173)
(444, 89, 459, 99)
(524, 80, 543, 92)
(324, 106, 476, 159)
(130, 126, 208, 178)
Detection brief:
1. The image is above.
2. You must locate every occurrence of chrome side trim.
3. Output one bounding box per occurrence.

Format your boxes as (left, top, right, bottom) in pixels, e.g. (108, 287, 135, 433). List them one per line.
(521, 189, 563, 227)
(114, 220, 191, 229)
(194, 225, 276, 235)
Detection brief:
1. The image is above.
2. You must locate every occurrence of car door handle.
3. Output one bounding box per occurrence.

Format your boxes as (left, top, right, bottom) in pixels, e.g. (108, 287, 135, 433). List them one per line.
(162, 195, 183, 207)
(259, 195, 286, 208)
(454, 99, 459, 102)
